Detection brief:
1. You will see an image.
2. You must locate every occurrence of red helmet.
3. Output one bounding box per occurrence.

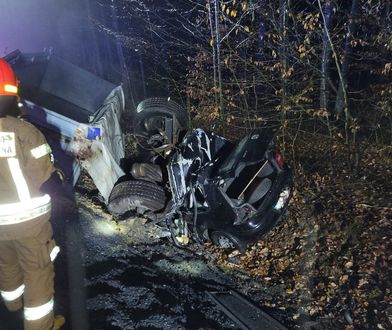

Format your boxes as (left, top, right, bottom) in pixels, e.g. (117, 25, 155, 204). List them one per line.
(0, 59, 18, 97)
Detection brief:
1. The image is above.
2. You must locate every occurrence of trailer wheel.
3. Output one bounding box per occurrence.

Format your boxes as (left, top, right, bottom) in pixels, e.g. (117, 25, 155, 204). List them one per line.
(108, 180, 166, 217)
(134, 97, 189, 144)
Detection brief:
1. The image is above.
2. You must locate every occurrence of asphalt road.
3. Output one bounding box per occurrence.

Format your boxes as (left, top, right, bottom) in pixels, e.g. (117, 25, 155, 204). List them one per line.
(79, 203, 238, 330)
(0, 194, 239, 330)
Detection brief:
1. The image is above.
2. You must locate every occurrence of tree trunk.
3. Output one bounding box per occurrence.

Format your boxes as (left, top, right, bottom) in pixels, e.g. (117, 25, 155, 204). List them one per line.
(279, 0, 288, 106)
(254, 1, 267, 113)
(214, 0, 224, 122)
(334, 0, 359, 114)
(207, 0, 218, 106)
(279, 0, 288, 151)
(319, 0, 334, 110)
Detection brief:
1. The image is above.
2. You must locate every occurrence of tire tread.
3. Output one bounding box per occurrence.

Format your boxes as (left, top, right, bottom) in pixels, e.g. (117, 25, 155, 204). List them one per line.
(108, 180, 166, 216)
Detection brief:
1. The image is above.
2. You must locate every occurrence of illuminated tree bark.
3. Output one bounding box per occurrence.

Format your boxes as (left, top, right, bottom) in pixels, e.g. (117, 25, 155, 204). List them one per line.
(334, 0, 359, 114)
(319, 0, 334, 111)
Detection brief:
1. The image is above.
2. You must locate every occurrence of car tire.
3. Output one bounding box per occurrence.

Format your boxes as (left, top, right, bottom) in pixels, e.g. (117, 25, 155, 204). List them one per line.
(134, 97, 189, 142)
(108, 179, 166, 217)
(210, 231, 242, 250)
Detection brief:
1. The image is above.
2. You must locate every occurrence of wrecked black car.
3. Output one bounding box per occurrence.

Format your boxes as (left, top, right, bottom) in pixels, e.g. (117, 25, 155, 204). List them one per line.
(108, 98, 292, 250)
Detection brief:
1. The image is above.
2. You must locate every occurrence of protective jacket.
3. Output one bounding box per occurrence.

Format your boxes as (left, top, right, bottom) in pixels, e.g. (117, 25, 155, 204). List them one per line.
(0, 115, 58, 330)
(0, 115, 54, 239)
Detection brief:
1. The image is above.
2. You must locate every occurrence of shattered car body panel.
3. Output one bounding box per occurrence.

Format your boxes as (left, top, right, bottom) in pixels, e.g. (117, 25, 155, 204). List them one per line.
(99, 95, 292, 249)
(167, 129, 229, 205)
(68, 87, 125, 201)
(6, 50, 125, 202)
(167, 128, 292, 249)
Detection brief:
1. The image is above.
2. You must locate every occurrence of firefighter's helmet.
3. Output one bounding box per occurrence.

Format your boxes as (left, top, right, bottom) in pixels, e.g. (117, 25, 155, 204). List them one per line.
(0, 59, 18, 97)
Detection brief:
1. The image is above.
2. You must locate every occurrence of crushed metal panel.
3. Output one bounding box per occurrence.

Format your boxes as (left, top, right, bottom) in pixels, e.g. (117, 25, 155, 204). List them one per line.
(25, 86, 126, 201)
(25, 88, 126, 201)
(91, 86, 125, 164)
(75, 86, 125, 202)
(67, 87, 125, 202)
(11, 52, 120, 123)
(207, 291, 288, 330)
(11, 51, 126, 202)
(24, 100, 81, 138)
(40, 56, 117, 115)
(24, 100, 81, 186)
(75, 140, 124, 202)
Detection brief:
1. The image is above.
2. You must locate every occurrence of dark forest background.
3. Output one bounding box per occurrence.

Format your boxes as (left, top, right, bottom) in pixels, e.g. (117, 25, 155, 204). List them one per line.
(2, 0, 388, 327)
(93, 1, 391, 328)
(1, 0, 390, 328)
(97, 0, 392, 157)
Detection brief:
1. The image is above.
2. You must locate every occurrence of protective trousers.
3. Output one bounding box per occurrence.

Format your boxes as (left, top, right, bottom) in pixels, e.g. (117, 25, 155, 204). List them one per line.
(0, 222, 57, 330)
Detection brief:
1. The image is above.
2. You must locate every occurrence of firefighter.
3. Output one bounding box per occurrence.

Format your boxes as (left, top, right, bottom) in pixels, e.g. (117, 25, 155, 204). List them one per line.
(0, 58, 64, 330)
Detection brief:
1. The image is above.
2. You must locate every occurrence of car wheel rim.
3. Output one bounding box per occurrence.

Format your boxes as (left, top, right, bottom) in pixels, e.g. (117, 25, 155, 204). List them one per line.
(217, 235, 235, 249)
(143, 116, 166, 132)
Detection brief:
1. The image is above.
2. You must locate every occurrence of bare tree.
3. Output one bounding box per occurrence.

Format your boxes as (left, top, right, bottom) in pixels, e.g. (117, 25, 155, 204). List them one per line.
(319, 0, 334, 111)
(214, 0, 224, 121)
(334, 0, 359, 115)
(207, 0, 218, 106)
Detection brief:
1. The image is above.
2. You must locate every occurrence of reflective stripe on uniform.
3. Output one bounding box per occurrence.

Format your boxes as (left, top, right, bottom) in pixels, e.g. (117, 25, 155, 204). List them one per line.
(50, 246, 60, 262)
(0, 195, 51, 225)
(4, 84, 18, 94)
(1, 284, 25, 302)
(7, 158, 31, 201)
(0, 157, 51, 224)
(24, 298, 54, 321)
(31, 143, 52, 159)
